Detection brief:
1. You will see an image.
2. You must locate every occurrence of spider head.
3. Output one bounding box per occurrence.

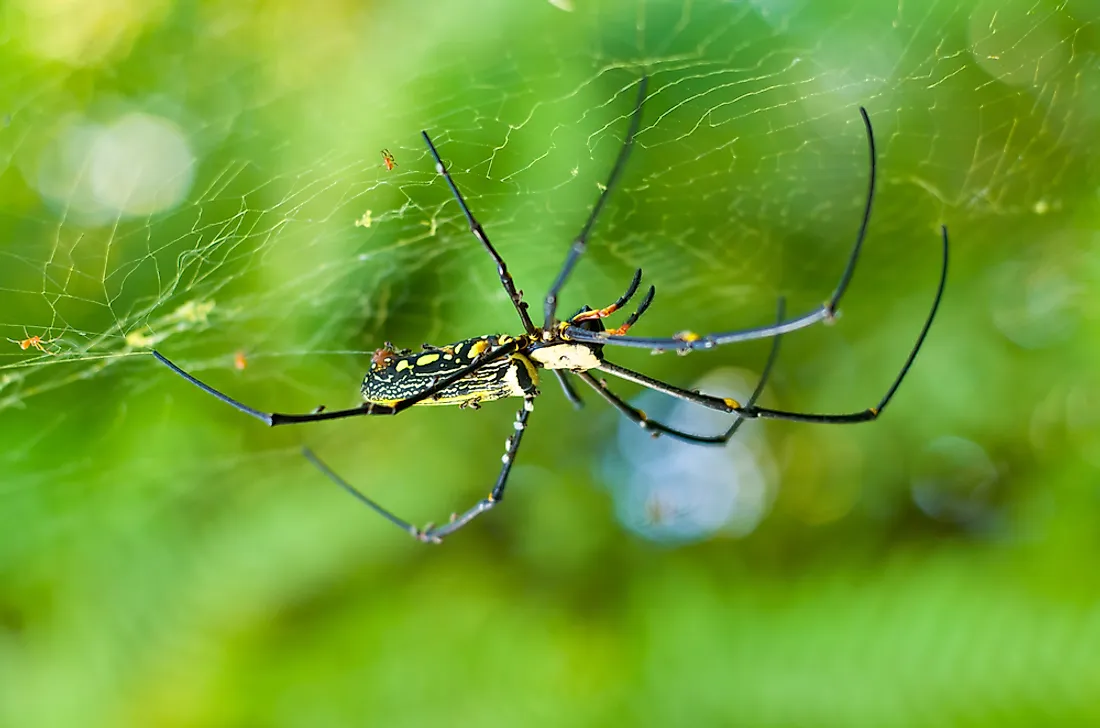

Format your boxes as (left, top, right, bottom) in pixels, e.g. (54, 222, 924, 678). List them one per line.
(565, 305, 608, 356)
(567, 305, 607, 336)
(370, 342, 412, 371)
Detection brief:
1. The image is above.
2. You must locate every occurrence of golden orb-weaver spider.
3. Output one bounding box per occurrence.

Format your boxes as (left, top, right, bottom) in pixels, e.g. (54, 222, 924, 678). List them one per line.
(154, 76, 949, 543)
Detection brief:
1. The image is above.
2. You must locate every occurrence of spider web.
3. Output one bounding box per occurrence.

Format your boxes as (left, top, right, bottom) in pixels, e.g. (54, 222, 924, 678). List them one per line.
(3, 0, 1100, 725)
(3, 0, 1093, 410)
(2, 0, 1096, 530)
(0, 0, 1095, 521)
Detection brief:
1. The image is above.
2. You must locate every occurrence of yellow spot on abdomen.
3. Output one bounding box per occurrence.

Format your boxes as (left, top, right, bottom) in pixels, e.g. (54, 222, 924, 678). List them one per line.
(417, 353, 440, 366)
(470, 340, 490, 357)
(395, 360, 411, 372)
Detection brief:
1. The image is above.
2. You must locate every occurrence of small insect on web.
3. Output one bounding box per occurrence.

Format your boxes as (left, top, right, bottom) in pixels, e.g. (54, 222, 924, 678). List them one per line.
(10, 333, 61, 355)
(153, 75, 950, 543)
(381, 149, 396, 171)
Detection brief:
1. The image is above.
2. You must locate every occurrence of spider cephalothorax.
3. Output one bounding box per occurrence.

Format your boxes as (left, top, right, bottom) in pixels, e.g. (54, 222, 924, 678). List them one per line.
(153, 74, 948, 543)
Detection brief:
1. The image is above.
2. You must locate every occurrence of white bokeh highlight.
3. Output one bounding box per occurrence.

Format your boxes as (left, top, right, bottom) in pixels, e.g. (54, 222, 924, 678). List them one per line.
(35, 111, 194, 224)
(601, 366, 775, 543)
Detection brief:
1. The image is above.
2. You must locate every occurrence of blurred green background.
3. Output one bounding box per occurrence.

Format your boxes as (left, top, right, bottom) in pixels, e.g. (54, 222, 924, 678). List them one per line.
(2, 0, 1099, 725)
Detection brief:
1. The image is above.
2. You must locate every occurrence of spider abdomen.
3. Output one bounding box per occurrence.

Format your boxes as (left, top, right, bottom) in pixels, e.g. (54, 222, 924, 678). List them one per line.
(362, 335, 538, 407)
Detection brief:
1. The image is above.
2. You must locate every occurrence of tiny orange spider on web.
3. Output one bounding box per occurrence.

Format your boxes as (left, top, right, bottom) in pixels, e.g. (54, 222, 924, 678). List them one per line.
(381, 149, 397, 171)
(10, 333, 60, 355)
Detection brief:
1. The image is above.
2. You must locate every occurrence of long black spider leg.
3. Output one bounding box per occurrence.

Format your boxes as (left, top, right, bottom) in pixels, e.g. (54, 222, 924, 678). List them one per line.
(561, 106, 878, 352)
(576, 298, 784, 444)
(594, 226, 947, 423)
(151, 339, 520, 426)
(303, 447, 424, 539)
(543, 75, 649, 329)
(304, 398, 535, 543)
(420, 132, 537, 334)
(421, 397, 533, 541)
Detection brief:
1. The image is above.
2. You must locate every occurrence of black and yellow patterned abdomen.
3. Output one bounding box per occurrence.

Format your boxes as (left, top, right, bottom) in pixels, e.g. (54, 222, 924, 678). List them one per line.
(361, 335, 538, 407)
